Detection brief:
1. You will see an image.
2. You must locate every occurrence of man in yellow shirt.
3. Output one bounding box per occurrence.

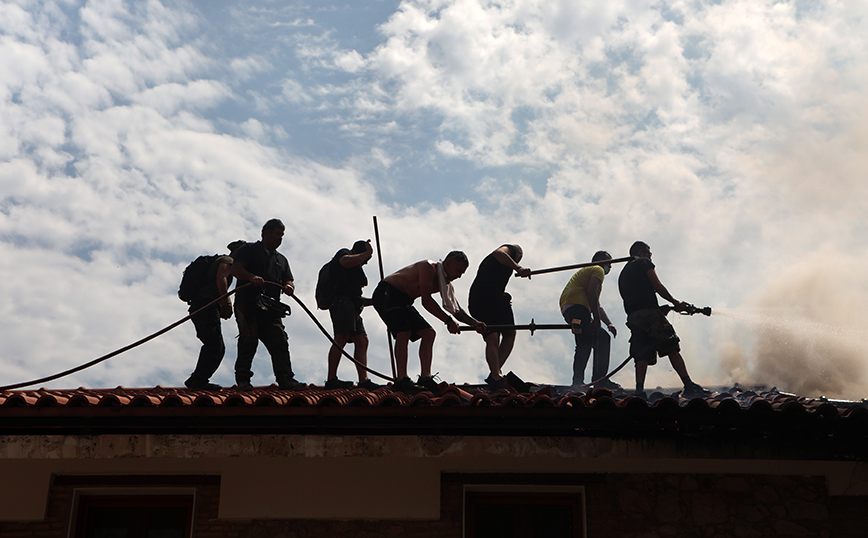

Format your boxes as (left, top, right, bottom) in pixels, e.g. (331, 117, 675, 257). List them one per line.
(558, 251, 618, 388)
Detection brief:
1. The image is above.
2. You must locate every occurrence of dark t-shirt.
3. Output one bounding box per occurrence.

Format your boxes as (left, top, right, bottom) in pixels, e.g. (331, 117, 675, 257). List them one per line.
(232, 241, 294, 307)
(330, 248, 368, 310)
(618, 257, 658, 315)
(469, 244, 519, 300)
(194, 255, 234, 303)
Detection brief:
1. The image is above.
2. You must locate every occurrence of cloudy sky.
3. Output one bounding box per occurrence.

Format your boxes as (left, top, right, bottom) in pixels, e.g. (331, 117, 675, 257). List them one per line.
(2, 0, 867, 398)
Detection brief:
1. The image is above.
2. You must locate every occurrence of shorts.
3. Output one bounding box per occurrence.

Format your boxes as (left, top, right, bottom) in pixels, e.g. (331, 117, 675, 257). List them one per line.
(469, 291, 514, 336)
(329, 295, 366, 336)
(627, 307, 681, 365)
(372, 281, 431, 342)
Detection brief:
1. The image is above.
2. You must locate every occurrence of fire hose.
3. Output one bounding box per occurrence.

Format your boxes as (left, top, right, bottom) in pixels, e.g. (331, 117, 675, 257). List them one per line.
(457, 303, 712, 388)
(0, 269, 710, 392)
(0, 281, 397, 392)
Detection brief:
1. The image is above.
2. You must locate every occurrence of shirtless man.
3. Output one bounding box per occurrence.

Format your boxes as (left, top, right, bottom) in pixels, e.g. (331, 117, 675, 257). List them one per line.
(372, 250, 485, 392)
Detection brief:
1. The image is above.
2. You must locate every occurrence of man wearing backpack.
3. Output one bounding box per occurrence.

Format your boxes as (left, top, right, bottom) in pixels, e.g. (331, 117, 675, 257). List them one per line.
(230, 219, 305, 391)
(183, 240, 246, 390)
(321, 240, 380, 390)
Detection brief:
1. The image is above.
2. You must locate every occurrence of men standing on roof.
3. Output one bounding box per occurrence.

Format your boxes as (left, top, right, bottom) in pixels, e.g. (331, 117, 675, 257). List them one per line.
(373, 251, 486, 393)
(618, 241, 707, 398)
(323, 240, 380, 390)
(559, 251, 620, 390)
(230, 219, 305, 391)
(468, 244, 532, 390)
(184, 240, 246, 391)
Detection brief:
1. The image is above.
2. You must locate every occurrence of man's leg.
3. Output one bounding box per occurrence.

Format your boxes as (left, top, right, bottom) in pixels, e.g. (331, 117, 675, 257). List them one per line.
(418, 327, 436, 378)
(258, 314, 295, 383)
(665, 351, 705, 394)
(634, 360, 648, 394)
(498, 329, 516, 369)
(667, 351, 689, 381)
(327, 332, 351, 380)
(565, 305, 593, 385)
(394, 331, 411, 379)
(187, 307, 225, 387)
(234, 306, 259, 387)
(351, 334, 370, 382)
(591, 328, 611, 383)
(484, 332, 502, 379)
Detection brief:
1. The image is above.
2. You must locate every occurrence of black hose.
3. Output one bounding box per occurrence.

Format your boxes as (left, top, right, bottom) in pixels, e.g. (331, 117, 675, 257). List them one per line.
(287, 293, 395, 383)
(0, 281, 397, 392)
(0, 283, 254, 391)
(585, 355, 633, 387)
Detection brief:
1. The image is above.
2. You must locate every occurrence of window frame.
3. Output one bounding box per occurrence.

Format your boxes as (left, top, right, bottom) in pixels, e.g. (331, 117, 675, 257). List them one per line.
(68, 487, 196, 538)
(463, 484, 586, 538)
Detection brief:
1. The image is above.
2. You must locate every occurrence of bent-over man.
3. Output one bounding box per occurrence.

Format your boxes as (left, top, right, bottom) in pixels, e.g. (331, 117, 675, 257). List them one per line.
(373, 251, 485, 393)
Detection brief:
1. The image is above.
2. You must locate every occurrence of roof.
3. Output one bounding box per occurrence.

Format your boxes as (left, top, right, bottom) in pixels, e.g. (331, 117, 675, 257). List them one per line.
(1, 383, 866, 460)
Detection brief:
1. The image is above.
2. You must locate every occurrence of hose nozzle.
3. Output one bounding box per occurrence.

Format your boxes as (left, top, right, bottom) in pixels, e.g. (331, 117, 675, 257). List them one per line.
(663, 304, 712, 316)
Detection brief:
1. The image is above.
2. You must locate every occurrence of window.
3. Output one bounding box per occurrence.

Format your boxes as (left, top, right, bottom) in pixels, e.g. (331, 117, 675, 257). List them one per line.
(464, 485, 585, 538)
(72, 492, 194, 538)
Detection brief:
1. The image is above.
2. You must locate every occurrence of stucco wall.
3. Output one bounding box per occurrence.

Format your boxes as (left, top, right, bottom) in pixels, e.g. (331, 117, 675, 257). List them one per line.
(0, 434, 866, 522)
(1, 472, 866, 538)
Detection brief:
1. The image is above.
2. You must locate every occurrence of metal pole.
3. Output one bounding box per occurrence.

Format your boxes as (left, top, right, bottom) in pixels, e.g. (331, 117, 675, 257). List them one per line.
(458, 319, 573, 336)
(373, 216, 397, 378)
(527, 256, 634, 276)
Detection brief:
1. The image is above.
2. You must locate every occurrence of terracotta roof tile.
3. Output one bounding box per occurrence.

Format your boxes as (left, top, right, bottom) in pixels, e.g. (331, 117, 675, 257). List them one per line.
(0, 383, 865, 447)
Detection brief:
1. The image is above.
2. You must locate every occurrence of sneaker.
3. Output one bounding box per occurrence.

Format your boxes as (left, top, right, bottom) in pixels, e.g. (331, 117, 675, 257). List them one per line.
(358, 379, 382, 391)
(416, 374, 441, 393)
(324, 378, 353, 390)
(235, 382, 254, 391)
(595, 379, 622, 391)
(184, 378, 222, 391)
(682, 382, 710, 398)
(391, 376, 424, 394)
(486, 376, 508, 391)
(277, 376, 306, 391)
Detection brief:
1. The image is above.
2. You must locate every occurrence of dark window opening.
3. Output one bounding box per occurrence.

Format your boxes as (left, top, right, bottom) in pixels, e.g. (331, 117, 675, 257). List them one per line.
(465, 491, 584, 538)
(74, 495, 193, 538)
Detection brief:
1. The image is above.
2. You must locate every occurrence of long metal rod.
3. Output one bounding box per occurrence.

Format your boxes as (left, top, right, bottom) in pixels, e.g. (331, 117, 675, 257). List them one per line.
(373, 216, 397, 378)
(458, 319, 572, 335)
(527, 256, 634, 276)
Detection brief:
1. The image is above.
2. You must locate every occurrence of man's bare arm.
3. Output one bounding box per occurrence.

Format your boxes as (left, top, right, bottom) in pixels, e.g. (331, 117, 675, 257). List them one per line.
(493, 246, 531, 278)
(230, 261, 264, 287)
(599, 306, 616, 337)
(647, 268, 683, 307)
(339, 241, 373, 268)
(216, 261, 233, 319)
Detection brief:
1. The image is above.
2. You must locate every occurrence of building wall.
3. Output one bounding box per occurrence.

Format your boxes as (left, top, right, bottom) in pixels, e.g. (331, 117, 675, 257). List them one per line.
(1, 433, 867, 536)
(1, 472, 865, 538)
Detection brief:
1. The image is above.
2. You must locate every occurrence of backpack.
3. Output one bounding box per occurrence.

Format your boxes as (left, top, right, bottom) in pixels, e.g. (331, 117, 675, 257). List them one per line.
(178, 254, 219, 303)
(314, 261, 337, 310)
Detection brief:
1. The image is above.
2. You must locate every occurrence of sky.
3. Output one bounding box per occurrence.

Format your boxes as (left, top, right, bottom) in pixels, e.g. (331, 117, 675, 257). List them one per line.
(2, 0, 868, 399)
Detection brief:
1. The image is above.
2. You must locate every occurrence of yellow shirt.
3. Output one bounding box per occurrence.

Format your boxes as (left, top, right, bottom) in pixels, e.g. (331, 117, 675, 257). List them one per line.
(558, 265, 605, 311)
